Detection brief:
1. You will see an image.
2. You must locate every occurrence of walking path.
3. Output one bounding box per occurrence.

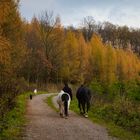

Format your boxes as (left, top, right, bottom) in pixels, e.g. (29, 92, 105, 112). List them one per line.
(22, 93, 117, 140)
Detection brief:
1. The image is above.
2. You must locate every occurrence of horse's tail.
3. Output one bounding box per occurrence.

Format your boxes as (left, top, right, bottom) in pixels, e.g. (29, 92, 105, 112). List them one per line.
(61, 93, 69, 116)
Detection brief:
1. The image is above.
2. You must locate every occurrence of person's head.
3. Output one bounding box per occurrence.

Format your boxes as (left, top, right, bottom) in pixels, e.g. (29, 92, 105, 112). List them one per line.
(63, 79, 69, 86)
(80, 84, 84, 87)
(64, 82, 68, 87)
(82, 80, 88, 87)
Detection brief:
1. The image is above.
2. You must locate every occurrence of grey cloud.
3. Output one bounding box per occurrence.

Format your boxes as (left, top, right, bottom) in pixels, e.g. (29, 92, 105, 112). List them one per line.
(20, 0, 140, 28)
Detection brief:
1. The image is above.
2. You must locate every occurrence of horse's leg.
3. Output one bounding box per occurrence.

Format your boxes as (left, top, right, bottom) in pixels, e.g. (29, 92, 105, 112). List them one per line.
(83, 101, 89, 118)
(67, 100, 70, 116)
(81, 101, 86, 114)
(86, 101, 90, 113)
(64, 101, 68, 117)
(78, 100, 82, 114)
(62, 103, 65, 116)
(57, 100, 62, 116)
(68, 100, 70, 110)
(59, 104, 61, 115)
(60, 103, 64, 117)
(58, 103, 60, 111)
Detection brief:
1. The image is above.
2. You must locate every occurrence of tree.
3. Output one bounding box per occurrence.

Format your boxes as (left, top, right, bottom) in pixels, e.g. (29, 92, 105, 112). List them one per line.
(88, 34, 105, 82)
(99, 22, 117, 46)
(81, 16, 97, 41)
(60, 31, 79, 83)
(0, 0, 26, 117)
(77, 33, 89, 82)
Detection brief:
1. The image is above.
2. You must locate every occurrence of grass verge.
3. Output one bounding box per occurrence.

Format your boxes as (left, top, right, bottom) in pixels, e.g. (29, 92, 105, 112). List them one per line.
(0, 91, 48, 140)
(45, 94, 58, 112)
(0, 92, 30, 140)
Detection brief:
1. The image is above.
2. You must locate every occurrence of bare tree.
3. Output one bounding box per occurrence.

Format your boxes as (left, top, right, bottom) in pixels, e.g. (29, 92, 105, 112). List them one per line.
(81, 16, 97, 41)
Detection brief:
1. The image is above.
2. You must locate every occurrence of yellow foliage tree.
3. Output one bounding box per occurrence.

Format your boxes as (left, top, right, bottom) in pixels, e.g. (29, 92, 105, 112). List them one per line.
(89, 34, 106, 82)
(60, 31, 80, 82)
(104, 45, 117, 85)
(0, 36, 12, 80)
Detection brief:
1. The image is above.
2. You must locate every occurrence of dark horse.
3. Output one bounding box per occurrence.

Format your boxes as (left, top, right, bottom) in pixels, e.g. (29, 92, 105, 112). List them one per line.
(76, 85, 91, 118)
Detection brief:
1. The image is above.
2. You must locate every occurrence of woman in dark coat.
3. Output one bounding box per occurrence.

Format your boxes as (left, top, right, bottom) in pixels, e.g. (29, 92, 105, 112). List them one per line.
(63, 83, 73, 100)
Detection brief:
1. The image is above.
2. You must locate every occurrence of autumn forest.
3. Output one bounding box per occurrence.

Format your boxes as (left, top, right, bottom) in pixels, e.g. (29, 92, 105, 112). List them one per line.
(0, 0, 140, 138)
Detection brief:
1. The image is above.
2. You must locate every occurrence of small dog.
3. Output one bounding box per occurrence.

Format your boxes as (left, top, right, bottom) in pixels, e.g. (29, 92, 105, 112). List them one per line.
(30, 94, 32, 100)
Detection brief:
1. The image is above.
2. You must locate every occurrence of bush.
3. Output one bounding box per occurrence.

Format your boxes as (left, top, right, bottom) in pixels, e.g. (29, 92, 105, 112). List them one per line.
(91, 96, 140, 134)
(0, 77, 28, 118)
(89, 80, 104, 95)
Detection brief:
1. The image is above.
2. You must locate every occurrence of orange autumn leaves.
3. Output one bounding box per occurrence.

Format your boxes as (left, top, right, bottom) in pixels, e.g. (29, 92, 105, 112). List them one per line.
(0, 1, 140, 86)
(88, 34, 140, 85)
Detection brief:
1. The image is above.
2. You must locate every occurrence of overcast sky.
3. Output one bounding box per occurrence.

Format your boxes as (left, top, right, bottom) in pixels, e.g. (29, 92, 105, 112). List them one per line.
(19, 0, 140, 28)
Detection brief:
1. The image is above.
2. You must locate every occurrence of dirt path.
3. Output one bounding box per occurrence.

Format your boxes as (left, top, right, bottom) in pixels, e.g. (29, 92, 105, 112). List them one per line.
(22, 94, 117, 140)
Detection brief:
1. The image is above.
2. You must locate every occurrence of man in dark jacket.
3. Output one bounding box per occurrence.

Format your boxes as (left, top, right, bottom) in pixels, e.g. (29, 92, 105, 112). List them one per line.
(63, 83, 73, 100)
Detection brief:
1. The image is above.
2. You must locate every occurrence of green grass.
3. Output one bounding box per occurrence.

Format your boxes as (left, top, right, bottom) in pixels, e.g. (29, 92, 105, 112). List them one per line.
(35, 91, 48, 95)
(88, 111, 140, 140)
(0, 91, 48, 140)
(46, 96, 140, 140)
(45, 94, 58, 112)
(89, 107, 140, 140)
(0, 92, 29, 140)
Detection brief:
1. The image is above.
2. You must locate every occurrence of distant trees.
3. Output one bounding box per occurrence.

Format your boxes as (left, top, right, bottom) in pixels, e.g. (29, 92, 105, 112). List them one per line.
(81, 16, 97, 41)
(81, 16, 140, 55)
(19, 13, 140, 101)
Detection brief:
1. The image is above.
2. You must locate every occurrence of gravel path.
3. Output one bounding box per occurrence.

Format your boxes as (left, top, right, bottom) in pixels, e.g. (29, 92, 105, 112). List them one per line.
(22, 93, 117, 140)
